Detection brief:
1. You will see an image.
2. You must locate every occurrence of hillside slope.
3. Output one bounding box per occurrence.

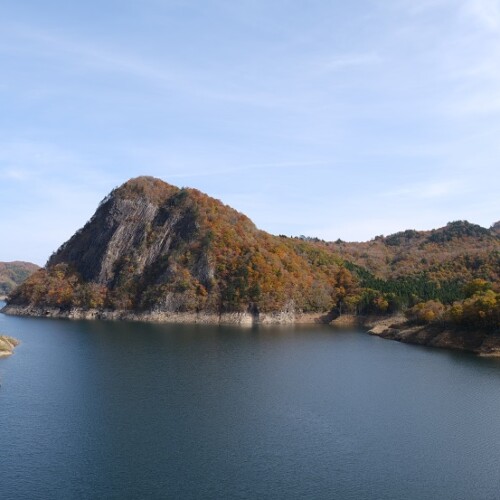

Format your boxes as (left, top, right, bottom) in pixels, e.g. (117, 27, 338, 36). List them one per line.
(0, 261, 39, 296)
(332, 220, 499, 283)
(8, 177, 355, 316)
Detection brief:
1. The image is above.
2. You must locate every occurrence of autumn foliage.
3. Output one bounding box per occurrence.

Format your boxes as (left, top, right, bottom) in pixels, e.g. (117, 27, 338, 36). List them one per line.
(7, 177, 500, 331)
(9, 178, 358, 314)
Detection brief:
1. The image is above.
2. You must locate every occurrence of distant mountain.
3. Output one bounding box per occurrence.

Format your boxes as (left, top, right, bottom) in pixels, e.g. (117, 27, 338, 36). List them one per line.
(5, 176, 499, 333)
(331, 220, 499, 287)
(0, 261, 39, 296)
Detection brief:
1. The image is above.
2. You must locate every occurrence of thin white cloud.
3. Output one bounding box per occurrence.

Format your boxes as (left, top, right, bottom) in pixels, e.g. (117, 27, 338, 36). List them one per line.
(0, 23, 305, 110)
(0, 2, 499, 261)
(162, 160, 333, 179)
(401, 0, 454, 16)
(449, 92, 500, 115)
(1, 24, 189, 83)
(0, 140, 116, 193)
(384, 0, 500, 117)
(312, 53, 383, 75)
(382, 180, 467, 200)
(0, 167, 30, 181)
(461, 0, 500, 30)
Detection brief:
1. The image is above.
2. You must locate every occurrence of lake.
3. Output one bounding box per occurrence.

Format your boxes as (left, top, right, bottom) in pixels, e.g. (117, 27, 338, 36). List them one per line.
(1, 301, 500, 499)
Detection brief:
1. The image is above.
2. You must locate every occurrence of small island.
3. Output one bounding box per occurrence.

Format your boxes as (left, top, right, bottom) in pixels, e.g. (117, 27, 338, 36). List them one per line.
(0, 335, 20, 358)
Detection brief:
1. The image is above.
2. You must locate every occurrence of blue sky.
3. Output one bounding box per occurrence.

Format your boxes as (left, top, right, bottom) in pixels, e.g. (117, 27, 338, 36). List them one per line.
(1, 0, 500, 265)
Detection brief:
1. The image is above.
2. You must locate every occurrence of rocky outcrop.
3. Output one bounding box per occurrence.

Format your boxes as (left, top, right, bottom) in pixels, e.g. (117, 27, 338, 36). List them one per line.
(1, 303, 329, 326)
(47, 178, 183, 284)
(0, 335, 20, 358)
(9, 176, 357, 317)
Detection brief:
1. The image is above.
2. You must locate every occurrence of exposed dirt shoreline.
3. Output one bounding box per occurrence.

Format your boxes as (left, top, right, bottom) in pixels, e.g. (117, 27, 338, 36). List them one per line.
(2, 304, 499, 358)
(1, 303, 332, 326)
(0, 335, 20, 358)
(359, 315, 500, 358)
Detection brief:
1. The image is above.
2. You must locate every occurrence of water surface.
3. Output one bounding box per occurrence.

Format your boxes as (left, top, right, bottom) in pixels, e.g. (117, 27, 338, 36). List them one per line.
(1, 302, 500, 499)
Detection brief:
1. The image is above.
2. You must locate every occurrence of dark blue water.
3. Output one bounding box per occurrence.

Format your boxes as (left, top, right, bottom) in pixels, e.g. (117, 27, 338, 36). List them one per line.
(1, 302, 500, 499)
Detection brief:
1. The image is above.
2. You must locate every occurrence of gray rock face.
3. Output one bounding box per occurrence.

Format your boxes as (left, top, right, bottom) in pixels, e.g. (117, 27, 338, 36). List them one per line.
(1, 303, 323, 325)
(13, 176, 339, 316)
(48, 178, 208, 288)
(50, 196, 158, 283)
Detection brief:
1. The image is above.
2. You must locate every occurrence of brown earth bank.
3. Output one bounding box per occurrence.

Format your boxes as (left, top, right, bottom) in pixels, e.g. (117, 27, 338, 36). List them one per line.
(0, 335, 20, 358)
(362, 315, 500, 357)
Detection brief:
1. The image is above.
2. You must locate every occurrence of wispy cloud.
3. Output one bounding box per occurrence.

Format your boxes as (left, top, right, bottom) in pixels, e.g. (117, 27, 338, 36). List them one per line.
(449, 92, 500, 115)
(0, 23, 304, 110)
(311, 53, 383, 75)
(169, 160, 333, 179)
(0, 140, 116, 195)
(384, 0, 500, 118)
(461, 0, 500, 30)
(0, 167, 31, 181)
(382, 180, 467, 200)
(1, 23, 194, 87)
(1, 1, 499, 262)
(0, 140, 117, 264)
(400, 0, 455, 16)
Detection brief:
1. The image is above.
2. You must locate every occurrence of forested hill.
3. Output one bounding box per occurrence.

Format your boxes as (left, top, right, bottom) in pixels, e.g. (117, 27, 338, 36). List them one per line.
(7, 176, 500, 330)
(324, 220, 499, 328)
(0, 261, 39, 296)
(8, 177, 355, 314)
(331, 220, 499, 282)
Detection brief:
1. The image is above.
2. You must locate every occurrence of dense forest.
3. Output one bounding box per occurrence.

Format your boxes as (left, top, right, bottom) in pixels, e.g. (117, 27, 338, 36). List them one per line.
(7, 177, 500, 331)
(330, 220, 500, 330)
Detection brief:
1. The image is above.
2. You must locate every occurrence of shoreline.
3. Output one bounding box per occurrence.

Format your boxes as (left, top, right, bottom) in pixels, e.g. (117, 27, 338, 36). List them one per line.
(2, 304, 499, 357)
(363, 316, 500, 358)
(0, 303, 331, 326)
(0, 335, 20, 358)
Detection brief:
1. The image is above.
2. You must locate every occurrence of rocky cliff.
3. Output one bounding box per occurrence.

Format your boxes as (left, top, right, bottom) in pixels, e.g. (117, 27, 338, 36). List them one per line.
(6, 176, 354, 321)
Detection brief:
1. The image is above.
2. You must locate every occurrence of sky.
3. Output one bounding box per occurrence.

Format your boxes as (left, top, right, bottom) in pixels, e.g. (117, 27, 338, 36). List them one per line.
(1, 0, 500, 265)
